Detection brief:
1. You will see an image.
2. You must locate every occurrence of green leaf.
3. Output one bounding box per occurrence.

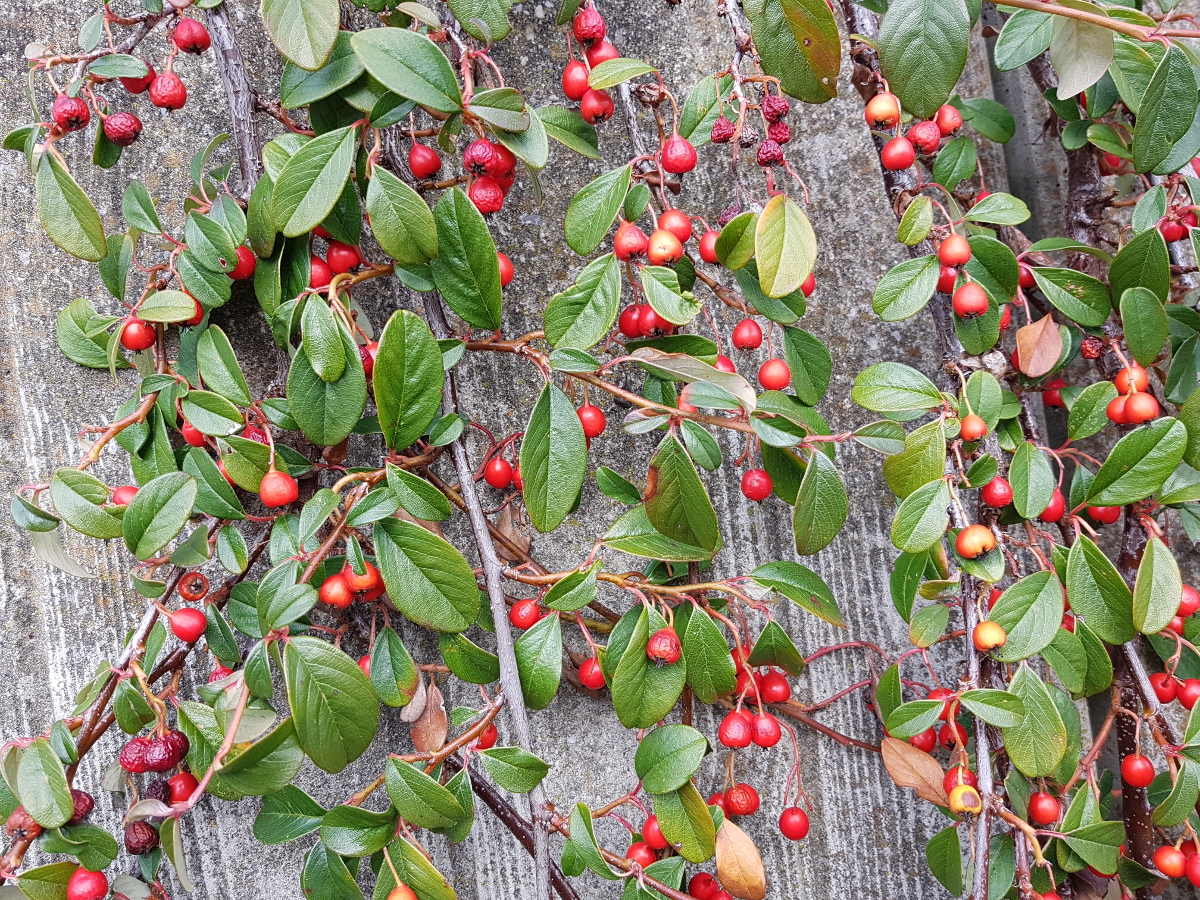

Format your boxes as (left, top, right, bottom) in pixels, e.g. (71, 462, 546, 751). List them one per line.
(280, 31, 363, 107)
(564, 165, 632, 256)
(679, 75, 734, 145)
(891, 478, 951, 553)
(926, 826, 964, 896)
(645, 434, 720, 552)
(538, 106, 600, 160)
(515, 613, 563, 710)
(1066, 536, 1135, 645)
(430, 187, 503, 330)
(386, 465, 452, 522)
(49, 468, 124, 539)
(886, 699, 944, 739)
(964, 192, 1030, 226)
(641, 266, 700, 326)
(299, 842, 359, 900)
(17, 739, 72, 828)
(1062, 822, 1124, 876)
(1002, 663, 1067, 777)
(439, 632, 500, 684)
(1029, 267, 1110, 327)
(197, 326, 252, 405)
(852, 362, 941, 413)
(261, 0, 339, 69)
(603, 506, 717, 561)
(286, 325, 367, 446)
(1133, 536, 1180, 635)
(478, 748, 550, 793)
(254, 786, 326, 845)
(385, 759, 466, 829)
(909, 603, 949, 648)
(370, 626, 420, 707)
(959, 689, 1026, 728)
(35, 154, 106, 262)
(184, 212, 237, 274)
(587, 57, 657, 89)
(122, 472, 197, 560)
(1009, 442, 1056, 519)
(596, 466, 642, 505)
(652, 782, 716, 863)
(792, 450, 846, 555)
(754, 194, 816, 298)
(989, 571, 1064, 663)
(1068, 380, 1118, 441)
(1121, 287, 1168, 368)
(181, 390, 244, 436)
(281, 636, 380, 773)
(319, 804, 397, 857)
(610, 607, 686, 729)
(963, 97, 1016, 143)
(122, 181, 161, 233)
(872, 255, 938, 321)
(715, 212, 756, 270)
(544, 561, 600, 613)
(374, 517, 480, 632)
(520, 382, 588, 533)
(741, 0, 841, 104)
(750, 561, 844, 627)
(1050, 6, 1115, 100)
(932, 137, 977, 190)
(745, 619, 805, 675)
(1109, 227, 1171, 303)
(350, 28, 462, 112)
(56, 298, 122, 369)
(897, 196, 933, 246)
(1152, 758, 1199, 826)
(877, 0, 970, 118)
(635, 725, 710, 794)
(1086, 418, 1186, 505)
(1132, 45, 1198, 173)
(447, 0, 510, 40)
(373, 836, 457, 900)
(679, 605, 736, 702)
(566, 802, 620, 880)
(365, 167, 438, 267)
(375, 310, 444, 451)
(17, 862, 78, 900)
(272, 125, 356, 238)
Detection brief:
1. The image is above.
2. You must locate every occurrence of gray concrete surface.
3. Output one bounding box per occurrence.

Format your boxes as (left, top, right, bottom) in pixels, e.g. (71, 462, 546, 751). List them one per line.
(0, 1, 1048, 898)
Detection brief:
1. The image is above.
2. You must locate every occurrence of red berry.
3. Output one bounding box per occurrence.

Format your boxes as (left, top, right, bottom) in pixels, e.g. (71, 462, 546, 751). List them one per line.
(66, 867, 108, 900)
(647, 627, 682, 664)
(779, 807, 810, 840)
(952, 282, 989, 318)
(938, 234, 972, 267)
(497, 252, 515, 287)
(1187, 852, 1200, 886)
(981, 477, 1013, 508)
(1181, 679, 1200, 710)
(689, 873, 720, 899)
(725, 783, 760, 816)
(572, 4, 606, 42)
(407, 141, 442, 179)
(110, 485, 138, 507)
(509, 598, 541, 630)
(512, 466, 523, 490)
(801, 272, 816, 296)
(939, 721, 967, 749)
(755, 139, 784, 167)
(1150, 672, 1177, 703)
(659, 209, 693, 244)
(642, 815, 669, 850)
(1087, 505, 1121, 525)
(310, 256, 333, 289)
(1028, 791, 1060, 825)
(750, 712, 781, 747)
(910, 728, 936, 752)
(388, 886, 418, 900)
(741, 468, 773, 502)
(881, 136, 916, 170)
(647, 229, 684, 266)
(578, 404, 606, 438)
(1040, 489, 1066, 523)
(469, 177, 505, 214)
(614, 222, 649, 261)
(713, 354, 736, 374)
(762, 95, 790, 123)
(1169, 615, 1186, 635)
(1180, 585, 1200, 617)
(908, 120, 941, 155)
(484, 457, 513, 489)
(718, 710, 753, 748)
(735, 668, 759, 699)
(149, 71, 187, 110)
(1160, 219, 1186, 243)
(1121, 754, 1156, 788)
(562, 59, 590, 101)
(710, 117, 736, 144)
(169, 607, 207, 643)
(173, 17, 211, 53)
(767, 121, 792, 144)
(209, 663, 233, 683)
(66, 790, 94, 826)
(1018, 263, 1035, 289)
(178, 572, 209, 602)
(579, 657, 606, 689)
(52, 95, 91, 132)
(121, 62, 155, 94)
(360, 341, 379, 378)
(960, 413, 987, 442)
(344, 561, 381, 594)
(585, 39, 619, 68)
(476, 723, 498, 750)
(1124, 391, 1159, 424)
(759, 670, 791, 703)
(973, 620, 1007, 652)
(1114, 363, 1150, 394)
(121, 317, 157, 351)
(1154, 845, 1186, 879)
(662, 133, 698, 175)
(260, 469, 299, 508)
(580, 88, 615, 123)
(758, 359, 791, 391)
(227, 244, 257, 281)
(935, 104, 963, 135)
(865, 92, 901, 128)
(1106, 394, 1129, 425)
(999, 304, 1012, 331)
(731, 318, 763, 350)
(168, 771, 199, 803)
(463, 139, 503, 176)
(326, 242, 361, 274)
(928, 687, 953, 720)
(119, 737, 152, 773)
(318, 572, 353, 608)
(937, 266, 958, 294)
(707, 791, 729, 814)
(943, 766, 976, 793)
(625, 841, 656, 868)
(103, 111, 142, 146)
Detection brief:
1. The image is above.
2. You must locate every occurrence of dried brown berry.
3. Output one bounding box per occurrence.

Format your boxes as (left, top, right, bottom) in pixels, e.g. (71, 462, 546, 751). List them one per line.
(710, 117, 735, 144)
(1081, 335, 1104, 359)
(143, 779, 171, 806)
(738, 126, 760, 149)
(5, 806, 41, 840)
(124, 821, 160, 855)
(67, 789, 94, 825)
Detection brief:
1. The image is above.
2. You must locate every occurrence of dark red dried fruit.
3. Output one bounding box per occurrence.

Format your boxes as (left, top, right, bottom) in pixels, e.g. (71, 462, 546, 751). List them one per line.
(5, 806, 41, 840)
(143, 779, 171, 806)
(646, 627, 682, 664)
(767, 121, 791, 145)
(119, 736, 153, 774)
(756, 140, 784, 167)
(124, 821, 160, 855)
(166, 730, 190, 758)
(144, 737, 179, 773)
(738, 126, 760, 149)
(103, 111, 142, 147)
(67, 789, 94, 825)
(710, 117, 735, 144)
(762, 95, 790, 123)
(1081, 335, 1104, 359)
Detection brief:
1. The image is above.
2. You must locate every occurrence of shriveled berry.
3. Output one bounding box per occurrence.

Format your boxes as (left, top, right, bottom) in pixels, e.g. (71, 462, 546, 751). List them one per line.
(166, 730, 189, 758)
(647, 627, 682, 664)
(767, 120, 791, 144)
(908, 120, 941, 155)
(469, 177, 505, 214)
(5, 807, 41, 840)
(1080, 335, 1104, 359)
(66, 789, 94, 826)
(52, 95, 91, 132)
(149, 71, 187, 110)
(143, 736, 179, 772)
(125, 821, 160, 854)
(725, 783, 760, 816)
(756, 139, 784, 167)
(572, 4, 606, 42)
(762, 95, 790, 123)
(738, 126, 760, 149)
(103, 111, 142, 146)
(143, 778, 170, 805)
(710, 117, 735, 144)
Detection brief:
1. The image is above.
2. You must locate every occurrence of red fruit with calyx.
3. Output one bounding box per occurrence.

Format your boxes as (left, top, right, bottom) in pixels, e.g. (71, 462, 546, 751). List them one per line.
(181, 421, 206, 447)
(625, 841, 656, 868)
(344, 561, 381, 594)
(759, 670, 791, 703)
(497, 251, 514, 287)
(1155, 845, 1187, 878)
(714, 355, 736, 374)
(750, 712, 781, 747)
(1180, 584, 1200, 617)
(1114, 363, 1150, 394)
(1028, 791, 1060, 825)
(981, 476, 1013, 508)
(935, 104, 963, 135)
(756, 139, 784, 167)
(149, 71, 187, 110)
(642, 815, 669, 850)
(66, 868, 108, 900)
(475, 724, 498, 750)
(572, 3, 606, 41)
(718, 710, 753, 748)
(310, 256, 333, 289)
(1087, 505, 1120, 525)
(326, 242, 361, 274)
(758, 359, 791, 391)
(973, 620, 1007, 652)
(168, 771, 199, 803)
(178, 572, 209, 602)
(937, 266, 957, 294)
(579, 656, 606, 689)
(689, 873, 720, 900)
(580, 88, 615, 123)
(173, 17, 211, 53)
(562, 59, 590, 101)
(865, 91, 901, 128)
(647, 229, 684, 265)
(578, 403, 606, 438)
(1040, 489, 1066, 523)
(614, 221, 649, 261)
(943, 766, 976, 793)
(647, 627, 682, 664)
(939, 721, 967, 749)
(484, 457, 513, 489)
(725, 783, 760, 816)
(698, 229, 720, 264)
(908, 120, 941, 155)
(121, 317, 157, 351)
(260, 469, 299, 508)
(144, 736, 179, 772)
(1121, 753, 1155, 787)
(121, 62, 155, 93)
(1160, 219, 1186, 243)
(585, 39, 619, 68)
(952, 282, 988, 318)
(1181, 678, 1200, 710)
(52, 95, 90, 131)
(1124, 391, 1159, 424)
(779, 807, 810, 840)
(960, 413, 987, 442)
(103, 111, 142, 146)
(617, 305, 642, 338)
(469, 177, 505, 214)
(662, 133, 698, 174)
(407, 142, 441, 180)
(731, 318, 762, 350)
(1150, 672, 1177, 703)
(638, 305, 670, 336)
(710, 117, 736, 144)
(359, 341, 379, 378)
(910, 728, 936, 752)
(881, 136, 916, 170)
(938, 234, 972, 267)
(169, 607, 208, 643)
(463, 139, 503, 176)
(225, 244, 257, 281)
(509, 598, 541, 630)
(659, 208, 693, 244)
(741, 468, 773, 502)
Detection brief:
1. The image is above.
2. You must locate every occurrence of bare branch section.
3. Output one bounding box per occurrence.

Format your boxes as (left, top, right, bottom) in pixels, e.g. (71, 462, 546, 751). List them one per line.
(204, 2, 263, 196)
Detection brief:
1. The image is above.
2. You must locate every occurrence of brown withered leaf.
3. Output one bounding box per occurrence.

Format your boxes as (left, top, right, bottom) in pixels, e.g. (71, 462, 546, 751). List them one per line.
(399, 669, 428, 723)
(1015, 314, 1062, 379)
(714, 820, 766, 900)
(881, 736, 949, 806)
(494, 502, 531, 562)
(395, 505, 445, 538)
(410, 677, 448, 751)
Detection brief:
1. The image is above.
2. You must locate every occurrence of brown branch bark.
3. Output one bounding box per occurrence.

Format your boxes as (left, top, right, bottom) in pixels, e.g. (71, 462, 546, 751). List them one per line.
(204, 2, 264, 197)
